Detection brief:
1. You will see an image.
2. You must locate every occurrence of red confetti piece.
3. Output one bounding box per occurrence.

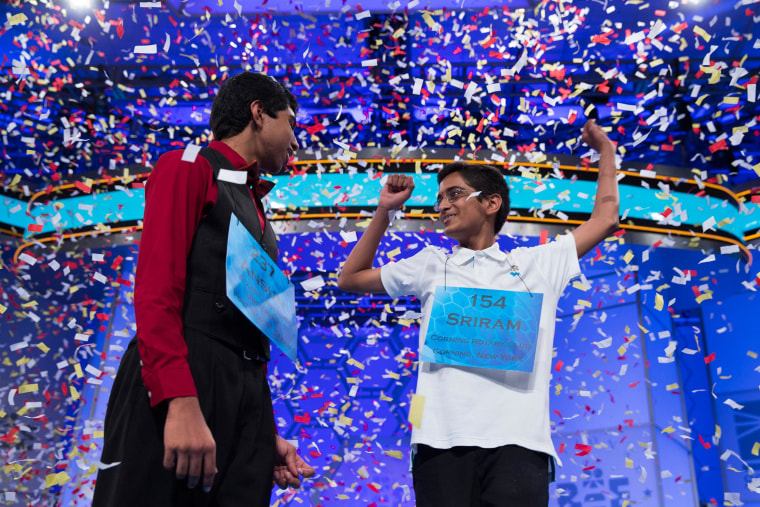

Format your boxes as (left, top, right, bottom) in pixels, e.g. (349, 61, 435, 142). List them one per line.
(74, 181, 92, 194)
(27, 223, 43, 232)
(111, 256, 124, 270)
(554, 360, 563, 372)
(294, 412, 311, 424)
(574, 443, 592, 456)
(539, 229, 548, 245)
(704, 352, 715, 364)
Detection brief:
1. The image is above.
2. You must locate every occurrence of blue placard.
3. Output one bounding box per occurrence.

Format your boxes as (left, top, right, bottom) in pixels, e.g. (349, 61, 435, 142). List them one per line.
(421, 286, 543, 371)
(225, 214, 298, 362)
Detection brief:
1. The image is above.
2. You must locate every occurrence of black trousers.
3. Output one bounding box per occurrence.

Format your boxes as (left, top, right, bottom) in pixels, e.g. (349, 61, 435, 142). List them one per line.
(413, 444, 551, 507)
(92, 332, 276, 507)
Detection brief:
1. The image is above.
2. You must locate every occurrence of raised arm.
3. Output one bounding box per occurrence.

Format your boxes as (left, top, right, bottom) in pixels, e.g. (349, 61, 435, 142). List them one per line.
(572, 120, 620, 259)
(337, 174, 415, 294)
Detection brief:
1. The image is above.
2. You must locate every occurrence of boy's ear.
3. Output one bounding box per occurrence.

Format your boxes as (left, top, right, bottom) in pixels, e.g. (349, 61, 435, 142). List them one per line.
(485, 193, 502, 217)
(250, 101, 265, 129)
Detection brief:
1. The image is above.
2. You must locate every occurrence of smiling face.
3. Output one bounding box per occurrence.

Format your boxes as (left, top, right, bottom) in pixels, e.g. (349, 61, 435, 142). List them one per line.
(251, 104, 299, 172)
(437, 171, 501, 250)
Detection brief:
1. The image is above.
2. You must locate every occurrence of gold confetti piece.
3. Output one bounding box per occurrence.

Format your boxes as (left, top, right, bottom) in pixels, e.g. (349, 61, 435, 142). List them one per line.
(654, 294, 664, 311)
(380, 392, 393, 402)
(45, 471, 71, 489)
(693, 25, 711, 42)
(626, 457, 633, 468)
(386, 247, 401, 258)
(617, 345, 627, 356)
(662, 426, 675, 434)
(347, 357, 365, 370)
(357, 465, 369, 479)
(696, 293, 712, 304)
(623, 250, 634, 264)
(576, 299, 591, 308)
(385, 450, 403, 459)
(409, 394, 425, 429)
(666, 383, 679, 391)
(572, 281, 589, 291)
(74, 363, 84, 378)
(749, 351, 758, 359)
(18, 383, 38, 394)
(71, 385, 80, 401)
(0, 304, 6, 314)
(37, 343, 50, 353)
(8, 13, 28, 26)
(752, 443, 760, 456)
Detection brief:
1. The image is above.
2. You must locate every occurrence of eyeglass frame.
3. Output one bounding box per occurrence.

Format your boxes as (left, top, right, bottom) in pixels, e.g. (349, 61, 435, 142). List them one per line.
(434, 187, 480, 212)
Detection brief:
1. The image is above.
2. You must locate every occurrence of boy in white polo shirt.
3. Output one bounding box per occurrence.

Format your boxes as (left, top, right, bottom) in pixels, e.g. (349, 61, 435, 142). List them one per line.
(338, 120, 619, 506)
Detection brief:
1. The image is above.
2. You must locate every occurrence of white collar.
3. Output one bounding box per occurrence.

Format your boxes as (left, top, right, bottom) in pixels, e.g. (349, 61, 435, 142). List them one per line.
(449, 242, 508, 265)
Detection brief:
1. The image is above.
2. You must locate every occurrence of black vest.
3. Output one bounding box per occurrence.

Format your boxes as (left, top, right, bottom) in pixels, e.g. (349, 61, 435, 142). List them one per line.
(181, 147, 278, 360)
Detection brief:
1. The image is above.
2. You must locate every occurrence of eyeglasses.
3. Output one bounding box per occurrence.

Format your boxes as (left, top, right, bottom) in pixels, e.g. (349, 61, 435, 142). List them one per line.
(434, 187, 476, 212)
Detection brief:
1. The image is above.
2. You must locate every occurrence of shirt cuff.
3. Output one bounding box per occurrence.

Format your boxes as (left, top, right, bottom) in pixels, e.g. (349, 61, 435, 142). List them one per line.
(142, 366, 198, 408)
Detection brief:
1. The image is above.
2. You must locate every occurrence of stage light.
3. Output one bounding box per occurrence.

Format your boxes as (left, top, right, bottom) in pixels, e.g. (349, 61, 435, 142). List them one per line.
(70, 0, 92, 9)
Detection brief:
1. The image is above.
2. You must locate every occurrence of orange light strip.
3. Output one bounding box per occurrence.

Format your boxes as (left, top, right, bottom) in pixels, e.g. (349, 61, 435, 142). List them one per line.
(13, 226, 141, 265)
(12, 214, 751, 265)
(26, 174, 149, 211)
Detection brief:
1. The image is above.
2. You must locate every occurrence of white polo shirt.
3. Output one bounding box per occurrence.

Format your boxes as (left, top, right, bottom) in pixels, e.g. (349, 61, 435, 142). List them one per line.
(380, 233, 581, 464)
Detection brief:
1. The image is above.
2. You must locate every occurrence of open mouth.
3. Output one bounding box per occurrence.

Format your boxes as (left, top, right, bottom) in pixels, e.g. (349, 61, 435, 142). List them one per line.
(441, 213, 456, 224)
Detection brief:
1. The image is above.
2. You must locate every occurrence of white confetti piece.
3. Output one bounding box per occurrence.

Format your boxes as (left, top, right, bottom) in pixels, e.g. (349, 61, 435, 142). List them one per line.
(301, 275, 325, 292)
(19, 253, 37, 265)
(724, 399, 744, 410)
(182, 144, 202, 162)
(133, 44, 157, 54)
(85, 365, 103, 377)
(340, 230, 357, 243)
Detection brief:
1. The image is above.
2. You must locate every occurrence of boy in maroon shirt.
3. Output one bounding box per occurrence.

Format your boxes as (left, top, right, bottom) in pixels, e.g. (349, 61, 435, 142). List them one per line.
(93, 72, 314, 506)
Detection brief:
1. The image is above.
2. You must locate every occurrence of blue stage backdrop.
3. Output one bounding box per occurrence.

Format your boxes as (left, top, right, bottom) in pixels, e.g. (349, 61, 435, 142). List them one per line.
(0, 225, 748, 506)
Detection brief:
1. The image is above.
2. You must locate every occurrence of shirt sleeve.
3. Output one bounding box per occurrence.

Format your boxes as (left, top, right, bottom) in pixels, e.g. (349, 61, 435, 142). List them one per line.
(134, 150, 214, 407)
(529, 233, 582, 296)
(380, 247, 435, 299)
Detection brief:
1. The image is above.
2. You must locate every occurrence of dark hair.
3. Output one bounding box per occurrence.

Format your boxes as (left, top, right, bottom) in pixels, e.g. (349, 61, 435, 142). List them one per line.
(437, 162, 510, 234)
(210, 72, 298, 140)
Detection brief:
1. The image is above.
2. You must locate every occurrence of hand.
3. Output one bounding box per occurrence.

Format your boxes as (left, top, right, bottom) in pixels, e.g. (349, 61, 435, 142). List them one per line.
(378, 174, 415, 211)
(163, 396, 217, 493)
(581, 119, 615, 154)
(273, 435, 316, 490)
